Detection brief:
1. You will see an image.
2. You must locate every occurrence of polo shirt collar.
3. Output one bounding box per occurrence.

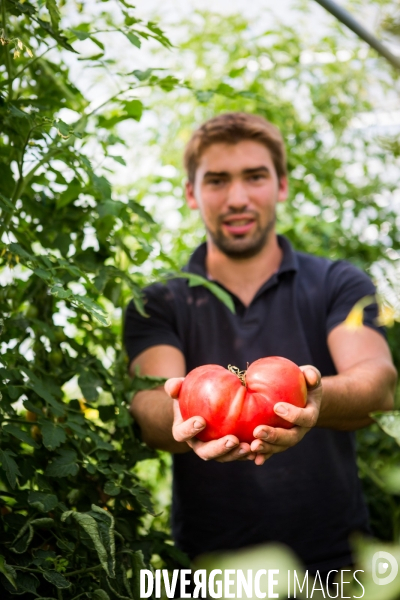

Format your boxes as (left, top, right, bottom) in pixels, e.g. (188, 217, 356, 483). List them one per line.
(186, 234, 299, 279)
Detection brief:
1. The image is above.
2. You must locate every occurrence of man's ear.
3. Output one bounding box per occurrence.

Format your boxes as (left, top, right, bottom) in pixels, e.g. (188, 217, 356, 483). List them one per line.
(185, 180, 199, 210)
(277, 176, 289, 203)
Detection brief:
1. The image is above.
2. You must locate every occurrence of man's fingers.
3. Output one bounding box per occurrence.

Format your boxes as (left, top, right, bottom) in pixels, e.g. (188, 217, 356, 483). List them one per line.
(273, 401, 318, 428)
(299, 365, 321, 389)
(188, 436, 245, 461)
(251, 426, 305, 451)
(172, 400, 206, 442)
(254, 453, 272, 466)
(165, 377, 185, 399)
(171, 399, 256, 462)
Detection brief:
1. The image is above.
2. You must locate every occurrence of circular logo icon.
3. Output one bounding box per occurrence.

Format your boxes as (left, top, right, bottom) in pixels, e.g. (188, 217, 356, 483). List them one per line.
(372, 551, 398, 586)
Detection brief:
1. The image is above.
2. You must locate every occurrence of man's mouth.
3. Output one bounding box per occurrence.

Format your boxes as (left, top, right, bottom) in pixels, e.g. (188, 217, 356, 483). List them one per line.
(222, 216, 256, 236)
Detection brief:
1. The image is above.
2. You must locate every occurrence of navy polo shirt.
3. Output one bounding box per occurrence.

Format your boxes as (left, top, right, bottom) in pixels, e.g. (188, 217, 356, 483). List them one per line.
(124, 235, 383, 573)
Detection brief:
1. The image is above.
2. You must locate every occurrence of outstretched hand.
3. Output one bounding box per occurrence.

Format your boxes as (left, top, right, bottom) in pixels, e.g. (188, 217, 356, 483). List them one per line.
(250, 365, 322, 465)
(164, 365, 322, 465)
(165, 378, 256, 462)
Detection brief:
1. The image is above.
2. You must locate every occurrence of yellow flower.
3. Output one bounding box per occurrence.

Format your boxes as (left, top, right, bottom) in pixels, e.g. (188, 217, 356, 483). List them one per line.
(79, 399, 99, 421)
(84, 408, 99, 421)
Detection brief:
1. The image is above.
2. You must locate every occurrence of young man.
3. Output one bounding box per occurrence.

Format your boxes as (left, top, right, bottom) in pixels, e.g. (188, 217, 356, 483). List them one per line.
(124, 113, 396, 575)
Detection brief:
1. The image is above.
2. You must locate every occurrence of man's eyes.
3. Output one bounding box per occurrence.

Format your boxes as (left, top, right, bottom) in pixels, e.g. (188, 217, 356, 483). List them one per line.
(205, 174, 266, 186)
(248, 173, 266, 182)
(206, 178, 226, 186)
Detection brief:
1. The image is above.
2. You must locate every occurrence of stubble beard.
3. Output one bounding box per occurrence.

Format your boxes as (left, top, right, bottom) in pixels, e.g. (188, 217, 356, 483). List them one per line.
(207, 211, 277, 260)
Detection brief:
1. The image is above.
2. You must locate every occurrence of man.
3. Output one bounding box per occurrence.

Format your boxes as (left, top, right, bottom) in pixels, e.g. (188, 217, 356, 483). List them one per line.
(124, 113, 396, 576)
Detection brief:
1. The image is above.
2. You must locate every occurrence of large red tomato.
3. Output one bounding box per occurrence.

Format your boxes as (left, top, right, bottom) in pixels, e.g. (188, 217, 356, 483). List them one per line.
(178, 356, 307, 443)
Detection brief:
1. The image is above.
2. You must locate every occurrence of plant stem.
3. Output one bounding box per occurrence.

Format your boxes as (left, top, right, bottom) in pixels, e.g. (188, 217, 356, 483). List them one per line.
(14, 563, 103, 577)
(0, 141, 66, 239)
(1, 0, 13, 100)
(5, 46, 54, 85)
(1, 418, 34, 425)
(0, 176, 24, 240)
(63, 563, 103, 577)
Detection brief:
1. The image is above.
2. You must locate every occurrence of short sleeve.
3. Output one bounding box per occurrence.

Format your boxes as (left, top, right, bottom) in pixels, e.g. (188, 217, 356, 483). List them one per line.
(123, 282, 184, 365)
(326, 261, 385, 337)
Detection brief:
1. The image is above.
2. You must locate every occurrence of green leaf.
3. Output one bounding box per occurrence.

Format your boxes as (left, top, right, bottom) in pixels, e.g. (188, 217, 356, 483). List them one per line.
(0, 193, 14, 213)
(2, 423, 40, 449)
(132, 68, 154, 81)
(116, 405, 131, 428)
(40, 421, 66, 450)
(91, 36, 105, 50)
(71, 295, 109, 325)
(33, 267, 53, 281)
(28, 381, 65, 417)
(372, 411, 400, 446)
(43, 570, 70, 589)
(50, 285, 72, 299)
(128, 485, 156, 516)
(124, 31, 141, 47)
(11, 529, 34, 554)
(10, 103, 31, 120)
(123, 99, 143, 121)
(92, 590, 110, 600)
(70, 28, 91, 40)
(65, 420, 87, 437)
(179, 273, 235, 313)
(0, 448, 21, 489)
(131, 551, 147, 600)
(78, 369, 102, 401)
(97, 200, 123, 217)
(45, 0, 61, 31)
(91, 505, 116, 577)
(28, 491, 59, 512)
(45, 449, 79, 478)
(56, 119, 71, 139)
(104, 480, 121, 496)
(109, 155, 126, 166)
(61, 505, 115, 577)
(8, 242, 34, 261)
(128, 199, 155, 224)
(86, 430, 113, 451)
(56, 179, 82, 209)
(6, 571, 39, 594)
(23, 400, 43, 416)
(0, 555, 17, 589)
(9, 518, 53, 553)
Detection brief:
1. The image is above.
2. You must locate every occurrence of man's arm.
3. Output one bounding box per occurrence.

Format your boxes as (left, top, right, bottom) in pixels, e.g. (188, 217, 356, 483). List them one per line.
(129, 345, 257, 461)
(129, 345, 188, 453)
(317, 323, 397, 430)
(250, 324, 397, 464)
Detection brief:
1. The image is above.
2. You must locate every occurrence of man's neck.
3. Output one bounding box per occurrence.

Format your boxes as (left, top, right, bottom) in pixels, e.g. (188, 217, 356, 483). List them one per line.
(205, 234, 283, 307)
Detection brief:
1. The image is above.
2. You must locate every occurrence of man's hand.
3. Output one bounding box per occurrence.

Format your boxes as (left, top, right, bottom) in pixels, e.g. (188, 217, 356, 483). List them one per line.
(165, 367, 322, 464)
(165, 378, 256, 462)
(250, 365, 322, 465)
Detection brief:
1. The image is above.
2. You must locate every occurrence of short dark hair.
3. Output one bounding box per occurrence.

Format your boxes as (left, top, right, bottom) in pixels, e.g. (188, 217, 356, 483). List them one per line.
(184, 112, 287, 184)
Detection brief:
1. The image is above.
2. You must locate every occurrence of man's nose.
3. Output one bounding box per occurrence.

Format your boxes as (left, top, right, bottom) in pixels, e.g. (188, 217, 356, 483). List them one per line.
(226, 180, 249, 209)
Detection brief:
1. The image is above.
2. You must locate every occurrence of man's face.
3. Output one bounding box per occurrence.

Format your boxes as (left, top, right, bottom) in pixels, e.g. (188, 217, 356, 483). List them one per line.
(185, 140, 288, 259)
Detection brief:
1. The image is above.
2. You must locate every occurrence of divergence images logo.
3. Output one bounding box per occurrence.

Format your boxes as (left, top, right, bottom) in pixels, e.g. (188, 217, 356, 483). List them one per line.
(372, 551, 399, 586)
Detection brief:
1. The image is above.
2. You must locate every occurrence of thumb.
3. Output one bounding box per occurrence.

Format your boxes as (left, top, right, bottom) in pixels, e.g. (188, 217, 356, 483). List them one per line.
(299, 365, 321, 389)
(165, 377, 185, 399)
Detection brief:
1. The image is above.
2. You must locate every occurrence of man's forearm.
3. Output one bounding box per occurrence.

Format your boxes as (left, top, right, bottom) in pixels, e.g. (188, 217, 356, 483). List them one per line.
(130, 389, 190, 453)
(317, 358, 397, 430)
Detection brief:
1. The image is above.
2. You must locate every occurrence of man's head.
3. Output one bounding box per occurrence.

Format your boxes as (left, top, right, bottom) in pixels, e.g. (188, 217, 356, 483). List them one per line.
(184, 113, 288, 259)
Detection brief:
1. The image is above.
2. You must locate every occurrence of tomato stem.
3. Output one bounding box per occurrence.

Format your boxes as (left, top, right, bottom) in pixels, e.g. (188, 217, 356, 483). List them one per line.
(227, 364, 246, 386)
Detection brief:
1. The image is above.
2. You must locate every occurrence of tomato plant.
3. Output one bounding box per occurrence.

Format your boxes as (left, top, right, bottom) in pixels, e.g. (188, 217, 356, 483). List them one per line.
(179, 357, 307, 443)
